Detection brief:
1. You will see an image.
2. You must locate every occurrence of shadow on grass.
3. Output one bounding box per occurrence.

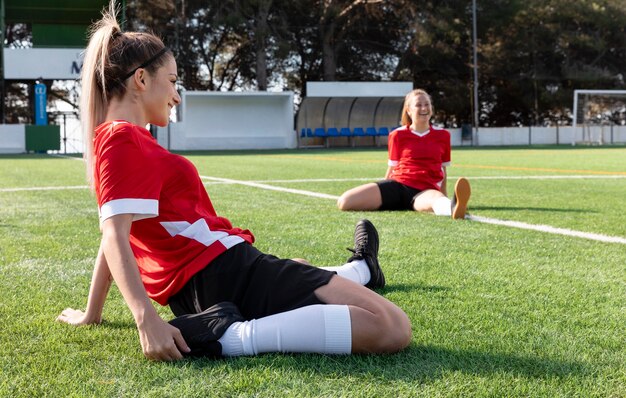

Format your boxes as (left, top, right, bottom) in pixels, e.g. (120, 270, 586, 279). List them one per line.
(381, 282, 448, 294)
(407, 344, 587, 379)
(471, 205, 594, 213)
(92, 311, 587, 382)
(99, 320, 137, 329)
(171, 344, 586, 382)
(92, 293, 585, 382)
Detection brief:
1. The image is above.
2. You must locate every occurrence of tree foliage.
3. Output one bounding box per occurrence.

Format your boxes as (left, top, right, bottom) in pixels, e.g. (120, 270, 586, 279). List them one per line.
(4, 0, 626, 127)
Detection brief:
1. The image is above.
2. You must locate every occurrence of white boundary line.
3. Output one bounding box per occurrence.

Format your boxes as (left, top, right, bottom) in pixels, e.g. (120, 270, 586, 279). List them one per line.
(0, 186, 88, 192)
(200, 175, 626, 185)
(467, 215, 626, 244)
(454, 175, 626, 180)
(200, 175, 626, 245)
(2, 173, 624, 244)
(1, 175, 623, 192)
(48, 153, 84, 161)
(201, 176, 339, 200)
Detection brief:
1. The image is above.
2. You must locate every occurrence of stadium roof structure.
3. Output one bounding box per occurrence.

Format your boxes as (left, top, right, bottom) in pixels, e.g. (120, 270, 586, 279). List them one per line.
(4, 0, 110, 24)
(0, 0, 120, 123)
(2, 0, 116, 47)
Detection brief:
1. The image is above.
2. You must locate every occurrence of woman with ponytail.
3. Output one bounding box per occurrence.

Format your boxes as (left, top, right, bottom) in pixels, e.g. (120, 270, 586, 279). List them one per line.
(57, 1, 410, 362)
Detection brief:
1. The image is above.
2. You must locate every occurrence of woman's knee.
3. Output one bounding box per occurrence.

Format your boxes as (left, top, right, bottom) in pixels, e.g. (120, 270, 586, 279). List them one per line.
(356, 304, 412, 353)
(376, 308, 412, 352)
(337, 193, 353, 211)
(337, 185, 381, 211)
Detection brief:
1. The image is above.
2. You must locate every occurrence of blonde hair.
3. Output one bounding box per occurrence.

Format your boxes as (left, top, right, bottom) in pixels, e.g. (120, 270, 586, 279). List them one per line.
(80, 0, 171, 188)
(401, 89, 433, 126)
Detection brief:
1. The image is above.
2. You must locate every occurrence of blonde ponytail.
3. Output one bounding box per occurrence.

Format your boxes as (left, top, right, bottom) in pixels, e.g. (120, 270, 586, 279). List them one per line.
(80, 1, 121, 188)
(80, 1, 170, 189)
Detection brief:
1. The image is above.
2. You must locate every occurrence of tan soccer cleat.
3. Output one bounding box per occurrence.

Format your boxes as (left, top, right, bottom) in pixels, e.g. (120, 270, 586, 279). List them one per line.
(451, 177, 471, 220)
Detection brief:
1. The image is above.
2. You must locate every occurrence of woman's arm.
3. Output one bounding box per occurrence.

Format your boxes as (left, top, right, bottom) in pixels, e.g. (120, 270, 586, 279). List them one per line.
(384, 166, 395, 179)
(441, 166, 448, 197)
(57, 242, 113, 325)
(99, 214, 189, 361)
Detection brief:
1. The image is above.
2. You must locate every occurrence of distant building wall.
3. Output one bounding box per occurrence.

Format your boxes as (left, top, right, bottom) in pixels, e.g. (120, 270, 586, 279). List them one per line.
(0, 124, 25, 153)
(306, 81, 413, 97)
(156, 91, 296, 151)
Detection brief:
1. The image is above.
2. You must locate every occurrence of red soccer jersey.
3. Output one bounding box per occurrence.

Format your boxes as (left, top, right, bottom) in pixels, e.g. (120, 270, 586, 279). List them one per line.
(387, 125, 451, 191)
(93, 121, 254, 305)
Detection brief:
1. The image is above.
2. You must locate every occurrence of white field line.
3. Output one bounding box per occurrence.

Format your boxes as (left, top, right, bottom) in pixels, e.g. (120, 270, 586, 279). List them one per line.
(467, 215, 626, 244)
(41, 155, 626, 180)
(2, 174, 622, 192)
(200, 175, 626, 245)
(48, 153, 84, 161)
(0, 154, 86, 192)
(201, 176, 339, 200)
(456, 175, 626, 180)
(2, 174, 623, 192)
(0, 186, 88, 192)
(2, 174, 624, 244)
(201, 175, 626, 185)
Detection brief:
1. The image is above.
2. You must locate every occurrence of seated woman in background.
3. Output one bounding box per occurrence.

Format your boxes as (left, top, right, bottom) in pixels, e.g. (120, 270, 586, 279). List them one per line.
(337, 89, 471, 219)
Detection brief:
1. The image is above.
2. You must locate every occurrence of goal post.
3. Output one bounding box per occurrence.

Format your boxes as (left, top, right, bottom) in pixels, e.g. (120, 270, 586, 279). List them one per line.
(572, 90, 626, 145)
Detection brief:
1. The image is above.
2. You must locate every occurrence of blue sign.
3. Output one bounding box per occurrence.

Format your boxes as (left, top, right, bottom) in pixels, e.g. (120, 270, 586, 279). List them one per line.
(34, 83, 47, 125)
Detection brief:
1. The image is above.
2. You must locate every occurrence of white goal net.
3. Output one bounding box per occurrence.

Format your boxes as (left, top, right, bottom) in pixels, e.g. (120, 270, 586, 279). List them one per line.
(572, 90, 626, 145)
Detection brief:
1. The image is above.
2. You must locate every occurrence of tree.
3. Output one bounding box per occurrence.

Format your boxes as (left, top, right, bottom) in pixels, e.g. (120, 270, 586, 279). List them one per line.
(232, 0, 274, 90)
(392, 1, 477, 127)
(480, 0, 626, 126)
(318, 0, 388, 81)
(121, 0, 626, 127)
(128, 1, 254, 91)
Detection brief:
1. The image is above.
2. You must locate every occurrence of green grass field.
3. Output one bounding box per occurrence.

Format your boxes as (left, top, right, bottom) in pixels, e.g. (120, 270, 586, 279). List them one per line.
(0, 146, 625, 397)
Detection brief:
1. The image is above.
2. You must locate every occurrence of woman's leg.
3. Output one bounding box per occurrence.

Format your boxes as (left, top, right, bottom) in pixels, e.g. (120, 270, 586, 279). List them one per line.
(319, 219, 384, 288)
(216, 220, 406, 356)
(217, 276, 410, 356)
(314, 276, 412, 353)
(337, 183, 382, 211)
(413, 189, 447, 213)
(173, 220, 409, 356)
(218, 300, 354, 356)
(415, 178, 471, 219)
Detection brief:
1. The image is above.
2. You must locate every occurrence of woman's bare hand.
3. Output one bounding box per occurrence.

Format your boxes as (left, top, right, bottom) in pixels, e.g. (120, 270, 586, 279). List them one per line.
(56, 308, 101, 326)
(137, 314, 190, 361)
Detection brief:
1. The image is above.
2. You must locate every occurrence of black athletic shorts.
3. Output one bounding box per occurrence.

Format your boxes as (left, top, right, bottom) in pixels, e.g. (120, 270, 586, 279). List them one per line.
(168, 243, 335, 320)
(376, 179, 423, 210)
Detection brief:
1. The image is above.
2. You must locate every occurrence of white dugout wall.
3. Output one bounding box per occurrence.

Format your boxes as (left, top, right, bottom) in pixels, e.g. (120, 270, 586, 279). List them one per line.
(156, 91, 296, 151)
(0, 124, 25, 153)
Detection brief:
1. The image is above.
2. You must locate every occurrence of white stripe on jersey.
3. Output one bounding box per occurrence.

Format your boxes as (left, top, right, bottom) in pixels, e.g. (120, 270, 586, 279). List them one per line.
(160, 219, 244, 248)
(99, 198, 158, 223)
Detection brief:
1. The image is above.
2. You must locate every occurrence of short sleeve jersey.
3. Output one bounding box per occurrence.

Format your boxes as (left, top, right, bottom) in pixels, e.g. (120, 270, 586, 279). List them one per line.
(93, 121, 255, 305)
(387, 125, 451, 191)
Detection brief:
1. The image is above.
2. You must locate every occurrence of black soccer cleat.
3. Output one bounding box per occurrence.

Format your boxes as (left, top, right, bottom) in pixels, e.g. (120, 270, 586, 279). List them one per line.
(451, 177, 471, 220)
(168, 301, 245, 358)
(346, 219, 385, 289)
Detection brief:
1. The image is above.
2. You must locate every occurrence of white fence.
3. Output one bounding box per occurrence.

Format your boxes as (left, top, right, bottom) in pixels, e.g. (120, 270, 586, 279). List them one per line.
(448, 125, 626, 147)
(3, 120, 626, 154)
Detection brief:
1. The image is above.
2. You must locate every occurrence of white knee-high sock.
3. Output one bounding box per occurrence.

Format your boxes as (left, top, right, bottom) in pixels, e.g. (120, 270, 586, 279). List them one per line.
(432, 196, 452, 216)
(320, 259, 371, 285)
(218, 304, 352, 356)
